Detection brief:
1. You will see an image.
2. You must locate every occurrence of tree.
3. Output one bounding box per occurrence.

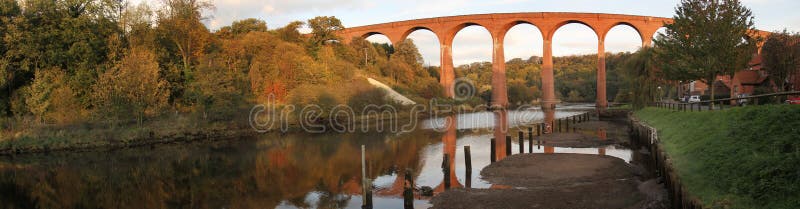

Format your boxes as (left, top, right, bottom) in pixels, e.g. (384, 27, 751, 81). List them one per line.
(655, 0, 757, 107)
(156, 0, 213, 73)
(307, 16, 343, 45)
(623, 48, 662, 109)
(275, 21, 305, 43)
(94, 46, 169, 124)
(392, 39, 424, 70)
(218, 18, 267, 39)
(761, 30, 800, 92)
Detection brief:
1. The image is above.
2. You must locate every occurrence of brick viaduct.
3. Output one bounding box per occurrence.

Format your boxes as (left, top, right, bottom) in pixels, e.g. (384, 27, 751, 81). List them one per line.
(338, 12, 674, 110)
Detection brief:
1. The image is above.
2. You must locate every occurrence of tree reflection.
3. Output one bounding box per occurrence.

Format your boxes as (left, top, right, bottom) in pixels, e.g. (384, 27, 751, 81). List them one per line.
(0, 130, 440, 209)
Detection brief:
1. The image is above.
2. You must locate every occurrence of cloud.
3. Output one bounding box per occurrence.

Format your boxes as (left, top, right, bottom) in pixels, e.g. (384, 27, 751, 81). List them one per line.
(207, 0, 371, 29)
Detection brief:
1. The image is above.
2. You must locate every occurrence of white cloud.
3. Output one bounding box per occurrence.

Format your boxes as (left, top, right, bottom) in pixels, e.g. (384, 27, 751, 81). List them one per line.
(207, 0, 371, 30)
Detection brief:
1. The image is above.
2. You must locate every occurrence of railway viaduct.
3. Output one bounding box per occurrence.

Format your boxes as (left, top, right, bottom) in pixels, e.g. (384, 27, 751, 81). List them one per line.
(338, 12, 674, 110)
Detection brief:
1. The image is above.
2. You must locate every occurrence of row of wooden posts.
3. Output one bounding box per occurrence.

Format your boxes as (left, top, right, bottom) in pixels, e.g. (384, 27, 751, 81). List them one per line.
(360, 112, 594, 209)
(490, 112, 593, 162)
(630, 116, 705, 209)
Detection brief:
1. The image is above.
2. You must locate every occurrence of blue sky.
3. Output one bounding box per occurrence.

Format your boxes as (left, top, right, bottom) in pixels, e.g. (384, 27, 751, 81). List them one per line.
(136, 0, 800, 66)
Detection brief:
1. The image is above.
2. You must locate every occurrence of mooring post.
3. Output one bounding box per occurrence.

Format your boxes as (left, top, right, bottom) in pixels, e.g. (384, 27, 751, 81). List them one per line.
(490, 138, 496, 163)
(442, 153, 450, 189)
(528, 130, 533, 153)
(505, 136, 512, 156)
(537, 123, 542, 136)
(464, 146, 472, 174)
(361, 145, 372, 209)
(518, 131, 524, 154)
(403, 169, 414, 209)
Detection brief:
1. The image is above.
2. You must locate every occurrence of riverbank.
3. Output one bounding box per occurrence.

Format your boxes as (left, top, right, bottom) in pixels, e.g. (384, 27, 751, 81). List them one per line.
(0, 107, 470, 155)
(0, 115, 256, 155)
(430, 111, 669, 209)
(431, 153, 664, 209)
(634, 106, 800, 209)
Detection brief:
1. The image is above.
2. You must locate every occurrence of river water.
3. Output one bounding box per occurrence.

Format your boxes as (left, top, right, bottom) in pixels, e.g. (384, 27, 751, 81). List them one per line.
(0, 104, 634, 209)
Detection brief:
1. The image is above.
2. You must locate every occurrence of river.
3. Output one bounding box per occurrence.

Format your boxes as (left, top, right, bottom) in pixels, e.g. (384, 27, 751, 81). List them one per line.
(0, 104, 635, 209)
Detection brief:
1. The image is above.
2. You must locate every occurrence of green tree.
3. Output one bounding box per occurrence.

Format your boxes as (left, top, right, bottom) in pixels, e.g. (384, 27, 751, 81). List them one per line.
(761, 30, 800, 92)
(274, 21, 305, 43)
(622, 48, 662, 109)
(218, 18, 267, 39)
(655, 0, 757, 107)
(307, 16, 343, 45)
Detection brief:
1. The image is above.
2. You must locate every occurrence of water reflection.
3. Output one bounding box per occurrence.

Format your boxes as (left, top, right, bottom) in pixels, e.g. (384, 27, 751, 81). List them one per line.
(0, 106, 633, 209)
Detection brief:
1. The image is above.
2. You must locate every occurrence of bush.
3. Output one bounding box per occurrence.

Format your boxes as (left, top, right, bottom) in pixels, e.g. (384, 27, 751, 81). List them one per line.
(347, 88, 387, 113)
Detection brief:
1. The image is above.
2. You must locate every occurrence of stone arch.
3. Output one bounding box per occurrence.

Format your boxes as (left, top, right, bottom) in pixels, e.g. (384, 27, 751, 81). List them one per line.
(604, 23, 646, 52)
(547, 20, 599, 41)
(502, 21, 545, 60)
(402, 27, 442, 66)
(497, 20, 546, 41)
(399, 26, 439, 43)
(604, 22, 645, 46)
(445, 22, 489, 44)
(451, 24, 493, 65)
(362, 32, 395, 45)
(551, 21, 599, 56)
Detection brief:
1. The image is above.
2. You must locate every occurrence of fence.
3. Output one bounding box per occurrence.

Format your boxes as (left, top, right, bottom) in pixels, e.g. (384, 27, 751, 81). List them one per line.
(651, 91, 800, 111)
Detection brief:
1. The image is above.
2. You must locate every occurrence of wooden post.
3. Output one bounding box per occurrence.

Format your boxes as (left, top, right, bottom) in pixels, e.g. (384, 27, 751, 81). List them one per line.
(442, 154, 450, 189)
(403, 169, 414, 209)
(464, 146, 473, 188)
(565, 117, 570, 130)
(518, 131, 524, 154)
(559, 119, 563, 132)
(490, 138, 496, 163)
(528, 130, 533, 153)
(464, 146, 472, 174)
(505, 136, 512, 156)
(364, 179, 373, 209)
(361, 145, 372, 209)
(527, 126, 533, 136)
(537, 123, 542, 136)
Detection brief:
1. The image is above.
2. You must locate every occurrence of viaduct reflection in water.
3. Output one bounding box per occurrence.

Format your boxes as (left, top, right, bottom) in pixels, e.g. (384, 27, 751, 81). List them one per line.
(0, 107, 623, 209)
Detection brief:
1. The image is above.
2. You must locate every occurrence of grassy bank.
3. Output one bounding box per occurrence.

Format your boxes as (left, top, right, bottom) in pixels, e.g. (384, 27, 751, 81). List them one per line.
(635, 106, 800, 209)
(0, 114, 255, 155)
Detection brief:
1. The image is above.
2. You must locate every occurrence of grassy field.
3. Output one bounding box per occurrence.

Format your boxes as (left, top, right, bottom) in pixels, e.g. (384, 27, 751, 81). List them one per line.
(635, 106, 800, 209)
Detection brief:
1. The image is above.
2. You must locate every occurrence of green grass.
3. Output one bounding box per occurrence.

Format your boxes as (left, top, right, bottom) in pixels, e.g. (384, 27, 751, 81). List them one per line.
(635, 106, 800, 209)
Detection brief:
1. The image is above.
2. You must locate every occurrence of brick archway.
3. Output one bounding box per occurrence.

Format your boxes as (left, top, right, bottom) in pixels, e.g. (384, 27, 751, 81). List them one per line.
(339, 12, 674, 111)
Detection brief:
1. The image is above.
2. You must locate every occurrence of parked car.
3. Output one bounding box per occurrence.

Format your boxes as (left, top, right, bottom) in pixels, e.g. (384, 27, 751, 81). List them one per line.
(681, 96, 690, 103)
(737, 94, 749, 106)
(688, 95, 701, 102)
(786, 96, 800, 104)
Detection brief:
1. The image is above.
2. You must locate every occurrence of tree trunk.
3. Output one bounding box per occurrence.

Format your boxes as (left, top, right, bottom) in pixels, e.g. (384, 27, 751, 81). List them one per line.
(710, 80, 716, 110)
(729, 73, 736, 106)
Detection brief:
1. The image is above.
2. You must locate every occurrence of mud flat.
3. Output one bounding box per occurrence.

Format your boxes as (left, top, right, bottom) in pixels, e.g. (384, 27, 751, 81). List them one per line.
(431, 150, 667, 209)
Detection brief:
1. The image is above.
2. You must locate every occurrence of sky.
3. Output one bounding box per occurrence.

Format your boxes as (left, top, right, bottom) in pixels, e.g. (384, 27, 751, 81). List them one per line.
(135, 0, 800, 66)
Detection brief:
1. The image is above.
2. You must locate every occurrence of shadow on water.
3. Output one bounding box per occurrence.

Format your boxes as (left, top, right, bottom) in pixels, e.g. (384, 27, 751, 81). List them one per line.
(0, 104, 637, 209)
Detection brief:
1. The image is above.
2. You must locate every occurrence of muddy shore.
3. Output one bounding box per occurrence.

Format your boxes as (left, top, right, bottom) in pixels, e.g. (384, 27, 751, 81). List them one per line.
(431, 114, 669, 209)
